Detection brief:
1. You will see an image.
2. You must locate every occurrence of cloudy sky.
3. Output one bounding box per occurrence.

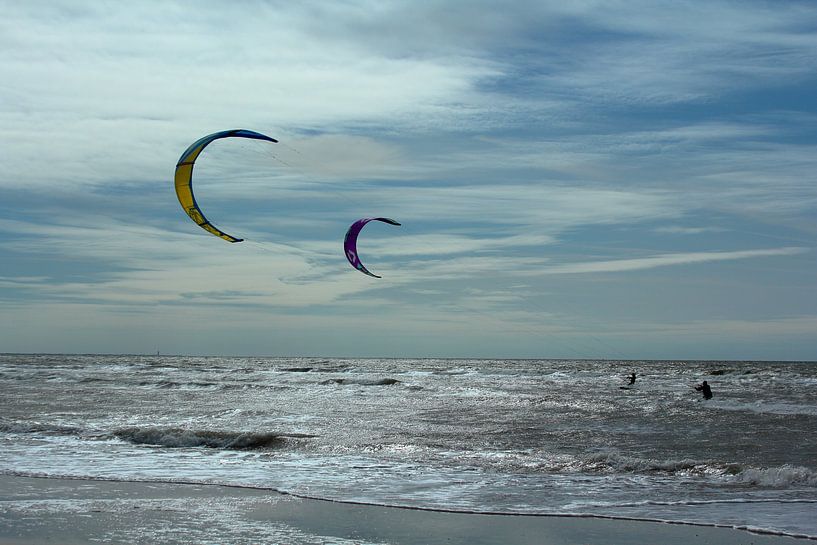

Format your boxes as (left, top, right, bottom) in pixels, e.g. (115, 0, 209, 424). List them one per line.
(2, 1, 815, 360)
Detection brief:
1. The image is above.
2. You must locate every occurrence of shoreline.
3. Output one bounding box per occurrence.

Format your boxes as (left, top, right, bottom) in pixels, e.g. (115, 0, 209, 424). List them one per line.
(1, 475, 812, 545)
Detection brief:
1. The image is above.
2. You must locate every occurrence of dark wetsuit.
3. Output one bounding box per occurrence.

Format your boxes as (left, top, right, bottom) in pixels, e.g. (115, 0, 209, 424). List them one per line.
(695, 381, 713, 399)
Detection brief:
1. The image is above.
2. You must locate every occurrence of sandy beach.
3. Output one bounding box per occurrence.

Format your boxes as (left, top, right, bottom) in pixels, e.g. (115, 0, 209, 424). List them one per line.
(0, 475, 809, 545)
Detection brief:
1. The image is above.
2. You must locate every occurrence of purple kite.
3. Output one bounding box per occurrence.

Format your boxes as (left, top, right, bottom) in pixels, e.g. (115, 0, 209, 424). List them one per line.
(344, 217, 401, 278)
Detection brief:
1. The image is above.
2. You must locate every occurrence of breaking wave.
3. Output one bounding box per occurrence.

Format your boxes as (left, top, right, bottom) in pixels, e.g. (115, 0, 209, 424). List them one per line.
(734, 465, 817, 487)
(321, 378, 400, 386)
(439, 448, 817, 487)
(580, 453, 817, 486)
(138, 380, 220, 389)
(113, 427, 293, 450)
(0, 421, 83, 436)
(579, 451, 736, 475)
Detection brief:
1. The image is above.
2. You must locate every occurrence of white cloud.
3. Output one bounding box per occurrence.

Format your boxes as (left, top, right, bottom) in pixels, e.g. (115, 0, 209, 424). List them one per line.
(0, 3, 500, 191)
(538, 247, 809, 275)
(655, 226, 722, 235)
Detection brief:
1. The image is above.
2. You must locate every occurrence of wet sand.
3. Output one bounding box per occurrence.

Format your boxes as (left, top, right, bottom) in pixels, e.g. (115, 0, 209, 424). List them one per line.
(0, 475, 810, 544)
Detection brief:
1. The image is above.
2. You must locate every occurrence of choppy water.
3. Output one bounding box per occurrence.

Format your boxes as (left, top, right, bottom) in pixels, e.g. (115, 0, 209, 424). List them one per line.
(1, 354, 816, 539)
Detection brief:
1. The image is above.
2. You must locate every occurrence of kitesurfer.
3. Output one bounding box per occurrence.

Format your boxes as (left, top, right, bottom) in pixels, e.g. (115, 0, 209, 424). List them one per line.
(628, 373, 636, 385)
(695, 380, 713, 400)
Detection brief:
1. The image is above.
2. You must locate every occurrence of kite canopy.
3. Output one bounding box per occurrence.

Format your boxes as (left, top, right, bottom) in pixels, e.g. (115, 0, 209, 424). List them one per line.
(174, 129, 278, 242)
(344, 217, 401, 278)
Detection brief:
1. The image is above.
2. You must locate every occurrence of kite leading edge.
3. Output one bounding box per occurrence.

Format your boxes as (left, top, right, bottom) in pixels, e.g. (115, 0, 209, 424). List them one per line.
(174, 129, 278, 242)
(344, 217, 401, 278)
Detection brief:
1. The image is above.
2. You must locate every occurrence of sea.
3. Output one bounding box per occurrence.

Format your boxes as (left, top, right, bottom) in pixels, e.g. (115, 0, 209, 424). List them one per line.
(1, 354, 816, 540)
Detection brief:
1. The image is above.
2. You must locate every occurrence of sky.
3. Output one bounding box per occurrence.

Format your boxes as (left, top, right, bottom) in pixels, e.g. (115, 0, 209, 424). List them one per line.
(1, 1, 816, 360)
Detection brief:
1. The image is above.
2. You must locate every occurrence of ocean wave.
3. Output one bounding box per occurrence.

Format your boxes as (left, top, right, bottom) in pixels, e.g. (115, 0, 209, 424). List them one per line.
(580, 451, 735, 475)
(137, 380, 221, 389)
(78, 377, 114, 383)
(442, 449, 733, 477)
(556, 453, 817, 487)
(707, 368, 747, 375)
(321, 378, 400, 386)
(713, 400, 817, 416)
(0, 421, 83, 436)
(734, 465, 817, 487)
(281, 361, 349, 373)
(565, 497, 817, 510)
(436, 448, 817, 488)
(112, 427, 308, 450)
(220, 383, 291, 391)
(140, 380, 180, 388)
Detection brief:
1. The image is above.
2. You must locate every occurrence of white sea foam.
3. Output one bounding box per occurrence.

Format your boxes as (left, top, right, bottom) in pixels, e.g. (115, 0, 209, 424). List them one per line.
(733, 465, 817, 487)
(713, 400, 817, 416)
(0, 420, 83, 436)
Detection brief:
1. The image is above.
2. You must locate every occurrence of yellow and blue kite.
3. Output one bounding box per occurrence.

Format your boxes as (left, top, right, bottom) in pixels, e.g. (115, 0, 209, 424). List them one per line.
(174, 129, 278, 242)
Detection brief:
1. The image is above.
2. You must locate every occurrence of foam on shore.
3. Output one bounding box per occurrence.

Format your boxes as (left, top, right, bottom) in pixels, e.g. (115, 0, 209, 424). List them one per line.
(0, 475, 811, 545)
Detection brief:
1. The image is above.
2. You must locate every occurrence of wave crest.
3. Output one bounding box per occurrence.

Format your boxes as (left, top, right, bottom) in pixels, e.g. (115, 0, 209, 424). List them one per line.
(321, 378, 400, 386)
(581, 451, 726, 475)
(113, 427, 287, 450)
(735, 465, 817, 487)
(443, 449, 817, 488)
(0, 421, 83, 436)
